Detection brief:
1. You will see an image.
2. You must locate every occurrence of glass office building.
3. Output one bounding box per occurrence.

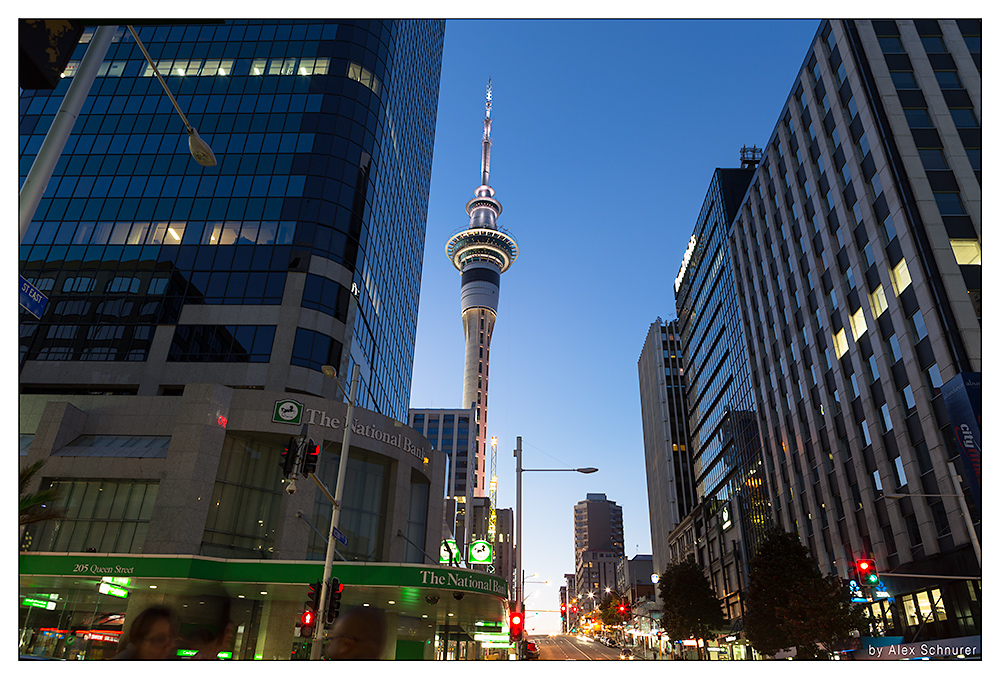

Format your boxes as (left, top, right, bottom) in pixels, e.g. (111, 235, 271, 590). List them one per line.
(672, 167, 772, 636)
(18, 19, 445, 421)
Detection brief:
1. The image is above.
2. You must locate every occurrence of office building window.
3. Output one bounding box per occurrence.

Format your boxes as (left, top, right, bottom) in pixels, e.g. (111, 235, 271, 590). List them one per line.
(950, 239, 981, 265)
(909, 310, 929, 341)
(891, 71, 919, 89)
(21, 479, 159, 553)
(950, 108, 979, 128)
(891, 258, 913, 295)
(934, 192, 967, 215)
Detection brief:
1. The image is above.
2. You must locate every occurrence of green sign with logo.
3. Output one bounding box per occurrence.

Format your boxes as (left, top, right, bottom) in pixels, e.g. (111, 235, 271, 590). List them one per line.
(439, 539, 459, 564)
(468, 540, 494, 564)
(273, 399, 303, 425)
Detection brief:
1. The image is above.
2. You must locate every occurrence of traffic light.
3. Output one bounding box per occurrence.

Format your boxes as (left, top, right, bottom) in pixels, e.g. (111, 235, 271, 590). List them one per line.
(560, 604, 567, 616)
(510, 607, 523, 641)
(308, 580, 323, 613)
(280, 437, 298, 476)
(856, 558, 879, 585)
(302, 439, 321, 474)
(325, 578, 343, 624)
(300, 608, 315, 637)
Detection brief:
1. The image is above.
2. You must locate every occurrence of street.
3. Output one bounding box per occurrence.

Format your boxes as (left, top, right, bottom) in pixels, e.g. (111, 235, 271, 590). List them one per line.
(532, 634, 648, 661)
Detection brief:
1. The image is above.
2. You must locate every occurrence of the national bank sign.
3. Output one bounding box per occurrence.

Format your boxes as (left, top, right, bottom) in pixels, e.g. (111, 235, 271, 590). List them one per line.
(272, 399, 426, 460)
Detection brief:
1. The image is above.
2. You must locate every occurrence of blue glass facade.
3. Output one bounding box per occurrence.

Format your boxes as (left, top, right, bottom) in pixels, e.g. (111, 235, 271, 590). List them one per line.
(674, 168, 771, 556)
(19, 20, 445, 421)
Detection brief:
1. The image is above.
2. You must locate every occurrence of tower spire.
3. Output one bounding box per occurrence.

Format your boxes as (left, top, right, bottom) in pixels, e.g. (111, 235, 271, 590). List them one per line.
(481, 79, 493, 187)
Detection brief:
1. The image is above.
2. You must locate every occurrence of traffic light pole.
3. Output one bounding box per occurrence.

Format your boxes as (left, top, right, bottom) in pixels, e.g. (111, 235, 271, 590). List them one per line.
(310, 363, 360, 660)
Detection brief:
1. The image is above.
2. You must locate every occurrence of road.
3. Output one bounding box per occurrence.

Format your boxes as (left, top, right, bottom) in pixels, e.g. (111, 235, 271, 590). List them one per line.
(532, 634, 640, 661)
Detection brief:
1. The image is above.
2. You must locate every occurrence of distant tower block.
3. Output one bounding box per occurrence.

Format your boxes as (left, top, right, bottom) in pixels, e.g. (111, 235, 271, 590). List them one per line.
(445, 80, 518, 497)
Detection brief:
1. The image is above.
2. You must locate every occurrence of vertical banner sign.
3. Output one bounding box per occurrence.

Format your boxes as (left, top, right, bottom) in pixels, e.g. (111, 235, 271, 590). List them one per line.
(941, 372, 981, 513)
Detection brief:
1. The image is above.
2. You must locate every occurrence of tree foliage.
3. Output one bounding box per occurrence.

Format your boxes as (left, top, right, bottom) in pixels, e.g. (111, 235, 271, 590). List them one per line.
(20, 460, 65, 529)
(597, 593, 623, 627)
(657, 556, 724, 650)
(743, 529, 865, 659)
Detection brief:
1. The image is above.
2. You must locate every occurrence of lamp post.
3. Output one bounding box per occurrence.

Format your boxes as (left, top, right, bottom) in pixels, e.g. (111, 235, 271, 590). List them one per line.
(309, 362, 360, 660)
(883, 462, 980, 567)
(514, 435, 597, 658)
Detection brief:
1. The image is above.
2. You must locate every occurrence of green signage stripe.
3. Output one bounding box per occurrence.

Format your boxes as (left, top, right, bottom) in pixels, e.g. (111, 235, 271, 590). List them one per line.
(20, 555, 508, 597)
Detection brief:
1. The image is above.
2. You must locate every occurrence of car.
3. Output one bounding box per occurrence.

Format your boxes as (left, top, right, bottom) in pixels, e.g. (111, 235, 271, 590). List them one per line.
(606, 638, 619, 648)
(619, 647, 634, 660)
(524, 640, 540, 660)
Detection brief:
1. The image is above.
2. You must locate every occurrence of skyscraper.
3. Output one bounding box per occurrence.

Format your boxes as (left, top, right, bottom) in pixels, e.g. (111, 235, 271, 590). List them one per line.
(573, 493, 624, 612)
(17, 20, 470, 659)
(729, 19, 980, 648)
(445, 82, 518, 498)
(673, 162, 772, 629)
(637, 318, 695, 576)
(19, 20, 444, 422)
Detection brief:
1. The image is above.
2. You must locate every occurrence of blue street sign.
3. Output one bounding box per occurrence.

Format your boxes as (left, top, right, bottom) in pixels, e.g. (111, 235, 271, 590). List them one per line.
(19, 275, 48, 319)
(332, 526, 348, 547)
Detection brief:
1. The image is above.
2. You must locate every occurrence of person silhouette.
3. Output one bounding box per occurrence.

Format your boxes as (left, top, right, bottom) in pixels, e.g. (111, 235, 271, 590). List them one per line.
(324, 606, 387, 660)
(111, 605, 179, 660)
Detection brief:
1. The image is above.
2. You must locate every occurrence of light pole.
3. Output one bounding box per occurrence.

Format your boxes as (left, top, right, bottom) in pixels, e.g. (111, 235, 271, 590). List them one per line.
(883, 462, 981, 567)
(514, 435, 597, 658)
(309, 362, 360, 660)
(20, 24, 217, 244)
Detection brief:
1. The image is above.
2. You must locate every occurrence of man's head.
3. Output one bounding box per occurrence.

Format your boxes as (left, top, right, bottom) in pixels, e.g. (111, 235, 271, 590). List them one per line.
(325, 606, 387, 660)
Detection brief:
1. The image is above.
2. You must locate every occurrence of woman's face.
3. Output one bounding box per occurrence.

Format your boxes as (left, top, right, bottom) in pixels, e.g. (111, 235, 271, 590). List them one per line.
(133, 618, 176, 660)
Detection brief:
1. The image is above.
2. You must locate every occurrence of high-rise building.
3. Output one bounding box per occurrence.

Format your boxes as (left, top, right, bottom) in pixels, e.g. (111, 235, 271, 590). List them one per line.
(445, 82, 518, 498)
(15, 21, 513, 662)
(673, 164, 772, 628)
(637, 318, 695, 576)
(572, 493, 624, 612)
(728, 19, 981, 649)
(19, 20, 444, 422)
(409, 407, 476, 534)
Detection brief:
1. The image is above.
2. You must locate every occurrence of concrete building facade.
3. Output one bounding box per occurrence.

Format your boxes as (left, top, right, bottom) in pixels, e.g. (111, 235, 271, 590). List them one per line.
(728, 19, 981, 649)
(637, 318, 695, 576)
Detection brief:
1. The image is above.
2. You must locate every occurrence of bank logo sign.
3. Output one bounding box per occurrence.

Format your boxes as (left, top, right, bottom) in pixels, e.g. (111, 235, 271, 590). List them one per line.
(469, 540, 494, 564)
(273, 399, 303, 425)
(440, 539, 459, 564)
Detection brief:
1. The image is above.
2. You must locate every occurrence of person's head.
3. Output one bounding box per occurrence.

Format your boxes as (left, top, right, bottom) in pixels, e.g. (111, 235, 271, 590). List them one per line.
(325, 606, 387, 660)
(123, 605, 179, 660)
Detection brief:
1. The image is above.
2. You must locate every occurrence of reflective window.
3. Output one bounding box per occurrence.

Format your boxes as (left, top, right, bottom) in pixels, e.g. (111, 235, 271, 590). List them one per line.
(934, 192, 967, 215)
(910, 310, 929, 341)
(890, 71, 919, 89)
(167, 325, 275, 362)
(201, 434, 285, 558)
(21, 479, 159, 553)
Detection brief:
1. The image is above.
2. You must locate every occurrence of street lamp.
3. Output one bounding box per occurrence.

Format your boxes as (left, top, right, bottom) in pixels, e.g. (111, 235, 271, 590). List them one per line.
(883, 462, 980, 567)
(126, 26, 217, 166)
(309, 362, 361, 660)
(514, 435, 596, 658)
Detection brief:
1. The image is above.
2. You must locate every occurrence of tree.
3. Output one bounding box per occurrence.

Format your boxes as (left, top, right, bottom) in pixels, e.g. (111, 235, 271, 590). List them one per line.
(20, 460, 64, 530)
(657, 556, 724, 659)
(743, 529, 865, 659)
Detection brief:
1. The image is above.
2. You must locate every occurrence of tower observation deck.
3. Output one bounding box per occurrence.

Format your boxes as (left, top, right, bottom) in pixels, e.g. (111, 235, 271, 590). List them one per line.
(445, 81, 517, 498)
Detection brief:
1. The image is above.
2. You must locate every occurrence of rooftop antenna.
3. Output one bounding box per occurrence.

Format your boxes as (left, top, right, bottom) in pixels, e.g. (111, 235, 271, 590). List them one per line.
(482, 78, 493, 186)
(741, 145, 763, 170)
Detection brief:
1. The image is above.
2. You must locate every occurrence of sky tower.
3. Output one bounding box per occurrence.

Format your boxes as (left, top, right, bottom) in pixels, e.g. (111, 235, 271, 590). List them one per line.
(446, 81, 517, 499)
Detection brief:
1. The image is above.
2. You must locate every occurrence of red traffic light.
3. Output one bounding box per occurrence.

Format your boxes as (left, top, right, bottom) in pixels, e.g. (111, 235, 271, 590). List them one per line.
(856, 558, 879, 585)
(560, 604, 566, 613)
(301, 609, 315, 626)
(510, 608, 524, 640)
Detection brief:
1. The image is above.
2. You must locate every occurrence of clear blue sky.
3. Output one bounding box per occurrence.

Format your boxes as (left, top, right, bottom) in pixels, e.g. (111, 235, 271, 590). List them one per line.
(409, 19, 819, 634)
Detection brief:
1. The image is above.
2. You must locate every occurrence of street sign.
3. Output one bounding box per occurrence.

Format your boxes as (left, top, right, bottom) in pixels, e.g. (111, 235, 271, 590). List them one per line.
(19, 275, 47, 319)
(332, 526, 348, 547)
